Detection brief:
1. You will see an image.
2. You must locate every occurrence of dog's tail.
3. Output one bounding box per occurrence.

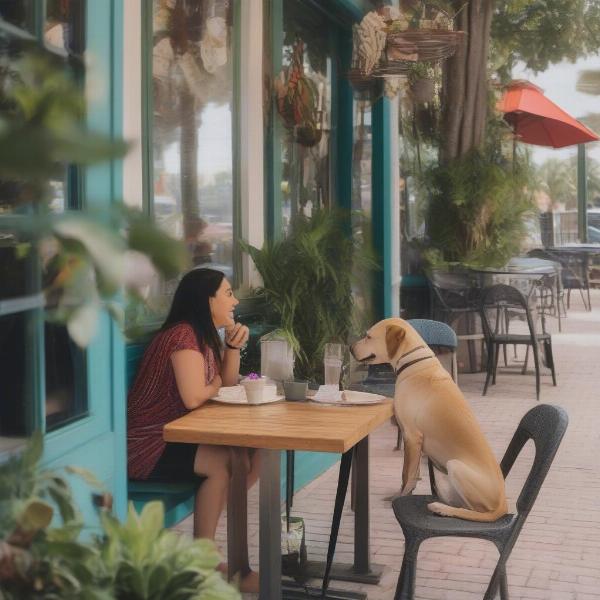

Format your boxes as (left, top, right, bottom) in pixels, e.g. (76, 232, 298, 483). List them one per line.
(427, 501, 508, 522)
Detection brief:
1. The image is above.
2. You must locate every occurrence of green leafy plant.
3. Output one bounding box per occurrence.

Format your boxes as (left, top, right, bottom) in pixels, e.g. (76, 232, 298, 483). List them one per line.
(0, 434, 240, 600)
(422, 148, 535, 268)
(242, 209, 377, 383)
(0, 48, 188, 347)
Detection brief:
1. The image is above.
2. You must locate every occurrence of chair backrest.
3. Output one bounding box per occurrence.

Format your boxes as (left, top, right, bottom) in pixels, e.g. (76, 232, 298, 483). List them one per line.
(427, 269, 479, 310)
(500, 404, 568, 516)
(407, 319, 458, 350)
(480, 283, 536, 339)
(532, 248, 588, 289)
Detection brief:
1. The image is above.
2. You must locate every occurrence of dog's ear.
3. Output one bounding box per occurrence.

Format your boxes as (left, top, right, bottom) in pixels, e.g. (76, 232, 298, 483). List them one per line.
(385, 325, 405, 360)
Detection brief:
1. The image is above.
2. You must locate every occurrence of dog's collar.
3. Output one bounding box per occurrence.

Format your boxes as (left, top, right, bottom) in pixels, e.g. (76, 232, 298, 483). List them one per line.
(394, 345, 435, 378)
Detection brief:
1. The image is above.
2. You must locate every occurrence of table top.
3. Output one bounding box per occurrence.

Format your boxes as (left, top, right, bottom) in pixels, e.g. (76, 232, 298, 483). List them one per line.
(546, 244, 600, 254)
(163, 399, 394, 453)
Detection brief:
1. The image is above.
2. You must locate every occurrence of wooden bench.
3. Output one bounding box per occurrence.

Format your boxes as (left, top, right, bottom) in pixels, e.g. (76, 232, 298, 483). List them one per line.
(126, 340, 198, 526)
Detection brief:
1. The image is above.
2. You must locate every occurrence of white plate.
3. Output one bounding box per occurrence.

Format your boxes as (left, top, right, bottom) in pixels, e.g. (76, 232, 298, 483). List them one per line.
(311, 390, 387, 406)
(211, 394, 284, 405)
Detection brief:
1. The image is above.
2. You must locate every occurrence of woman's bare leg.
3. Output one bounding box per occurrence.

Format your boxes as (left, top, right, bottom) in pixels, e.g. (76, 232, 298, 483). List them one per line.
(193, 444, 231, 539)
(247, 448, 260, 489)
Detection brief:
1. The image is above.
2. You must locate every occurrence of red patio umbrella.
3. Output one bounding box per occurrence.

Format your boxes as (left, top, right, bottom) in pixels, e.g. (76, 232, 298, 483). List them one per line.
(498, 80, 600, 148)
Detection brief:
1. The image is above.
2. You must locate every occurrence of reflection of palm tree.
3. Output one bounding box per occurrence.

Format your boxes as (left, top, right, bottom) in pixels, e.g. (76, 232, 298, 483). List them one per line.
(537, 158, 577, 208)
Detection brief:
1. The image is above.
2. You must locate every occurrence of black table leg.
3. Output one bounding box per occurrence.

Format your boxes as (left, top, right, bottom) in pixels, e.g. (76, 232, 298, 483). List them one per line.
(321, 448, 353, 596)
(305, 435, 385, 587)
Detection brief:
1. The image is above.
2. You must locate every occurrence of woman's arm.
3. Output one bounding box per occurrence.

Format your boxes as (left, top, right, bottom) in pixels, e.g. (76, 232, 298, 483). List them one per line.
(171, 349, 222, 410)
(221, 323, 250, 386)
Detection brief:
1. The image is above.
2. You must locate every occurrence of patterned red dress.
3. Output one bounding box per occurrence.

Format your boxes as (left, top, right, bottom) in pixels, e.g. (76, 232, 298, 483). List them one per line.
(127, 323, 218, 480)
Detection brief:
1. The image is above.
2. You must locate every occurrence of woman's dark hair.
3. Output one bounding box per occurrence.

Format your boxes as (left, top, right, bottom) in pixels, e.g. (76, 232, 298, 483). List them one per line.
(162, 268, 226, 368)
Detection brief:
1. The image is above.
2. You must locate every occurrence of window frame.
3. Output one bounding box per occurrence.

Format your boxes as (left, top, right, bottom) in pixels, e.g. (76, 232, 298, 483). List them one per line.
(0, 1, 115, 460)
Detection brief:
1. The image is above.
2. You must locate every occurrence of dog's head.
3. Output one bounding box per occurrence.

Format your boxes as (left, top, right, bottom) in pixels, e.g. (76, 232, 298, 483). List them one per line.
(350, 318, 419, 366)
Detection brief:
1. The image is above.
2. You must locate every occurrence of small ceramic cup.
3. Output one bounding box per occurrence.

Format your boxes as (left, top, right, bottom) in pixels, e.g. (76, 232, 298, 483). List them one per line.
(240, 378, 266, 404)
(283, 380, 309, 402)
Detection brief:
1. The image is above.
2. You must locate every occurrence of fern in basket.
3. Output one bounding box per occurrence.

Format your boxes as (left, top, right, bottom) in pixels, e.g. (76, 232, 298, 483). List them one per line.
(241, 209, 377, 383)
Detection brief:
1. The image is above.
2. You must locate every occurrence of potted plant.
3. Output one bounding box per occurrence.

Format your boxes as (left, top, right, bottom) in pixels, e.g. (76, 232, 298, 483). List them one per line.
(407, 62, 436, 104)
(0, 434, 241, 599)
(241, 209, 376, 384)
(422, 148, 536, 268)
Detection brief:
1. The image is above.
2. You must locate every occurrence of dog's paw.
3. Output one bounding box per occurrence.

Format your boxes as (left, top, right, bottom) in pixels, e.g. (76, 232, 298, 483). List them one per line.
(383, 492, 402, 503)
(427, 501, 452, 517)
(399, 482, 417, 496)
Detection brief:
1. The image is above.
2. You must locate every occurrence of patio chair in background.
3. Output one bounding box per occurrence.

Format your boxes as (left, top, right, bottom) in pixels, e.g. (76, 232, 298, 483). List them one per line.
(427, 268, 484, 373)
(557, 251, 592, 311)
(391, 403, 568, 600)
(480, 284, 557, 401)
(529, 248, 591, 311)
(527, 249, 566, 325)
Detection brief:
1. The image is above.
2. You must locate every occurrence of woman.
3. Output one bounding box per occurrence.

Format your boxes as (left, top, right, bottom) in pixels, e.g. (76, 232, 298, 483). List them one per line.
(127, 268, 259, 592)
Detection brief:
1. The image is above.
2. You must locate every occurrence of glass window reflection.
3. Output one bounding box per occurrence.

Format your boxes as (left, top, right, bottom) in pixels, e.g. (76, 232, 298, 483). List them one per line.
(278, 0, 332, 233)
(152, 0, 235, 289)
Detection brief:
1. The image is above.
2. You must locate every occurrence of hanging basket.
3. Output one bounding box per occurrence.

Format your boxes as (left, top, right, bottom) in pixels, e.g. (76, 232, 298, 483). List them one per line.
(347, 5, 465, 87)
(410, 77, 436, 103)
(374, 28, 465, 77)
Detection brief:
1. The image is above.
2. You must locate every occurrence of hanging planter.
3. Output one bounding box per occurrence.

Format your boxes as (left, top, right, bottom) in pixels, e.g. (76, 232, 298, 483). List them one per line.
(407, 62, 437, 104)
(348, 3, 465, 89)
(274, 38, 324, 148)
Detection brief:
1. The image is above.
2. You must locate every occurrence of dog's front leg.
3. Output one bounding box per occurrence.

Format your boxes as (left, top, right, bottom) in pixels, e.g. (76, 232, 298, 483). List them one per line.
(400, 430, 423, 496)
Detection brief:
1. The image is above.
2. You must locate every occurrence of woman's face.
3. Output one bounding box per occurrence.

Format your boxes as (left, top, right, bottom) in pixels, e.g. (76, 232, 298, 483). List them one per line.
(209, 277, 239, 328)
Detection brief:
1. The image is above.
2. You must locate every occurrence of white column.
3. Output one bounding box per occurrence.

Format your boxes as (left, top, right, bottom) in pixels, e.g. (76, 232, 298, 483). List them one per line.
(239, 0, 265, 287)
(122, 0, 143, 211)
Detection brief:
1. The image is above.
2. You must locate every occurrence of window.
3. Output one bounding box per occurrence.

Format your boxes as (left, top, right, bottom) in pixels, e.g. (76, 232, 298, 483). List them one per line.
(149, 0, 237, 310)
(0, 1, 89, 453)
(276, 0, 334, 233)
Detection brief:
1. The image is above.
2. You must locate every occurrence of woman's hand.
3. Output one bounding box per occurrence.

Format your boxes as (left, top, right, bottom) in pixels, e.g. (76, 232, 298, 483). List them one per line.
(224, 322, 249, 350)
(210, 373, 223, 394)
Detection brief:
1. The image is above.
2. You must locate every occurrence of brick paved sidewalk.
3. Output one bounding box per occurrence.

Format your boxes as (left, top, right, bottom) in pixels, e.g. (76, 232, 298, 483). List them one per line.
(176, 289, 600, 599)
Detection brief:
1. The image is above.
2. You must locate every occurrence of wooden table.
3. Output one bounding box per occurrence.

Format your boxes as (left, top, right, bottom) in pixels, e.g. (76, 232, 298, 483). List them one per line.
(164, 399, 394, 600)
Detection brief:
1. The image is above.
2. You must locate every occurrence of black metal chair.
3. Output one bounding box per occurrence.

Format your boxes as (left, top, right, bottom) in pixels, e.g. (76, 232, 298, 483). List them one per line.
(557, 251, 592, 311)
(391, 404, 569, 600)
(530, 248, 591, 311)
(526, 249, 566, 324)
(427, 268, 483, 372)
(480, 284, 557, 401)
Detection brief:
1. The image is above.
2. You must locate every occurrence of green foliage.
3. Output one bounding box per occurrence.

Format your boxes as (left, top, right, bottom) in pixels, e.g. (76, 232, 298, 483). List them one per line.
(0, 48, 188, 347)
(100, 504, 239, 600)
(0, 50, 127, 197)
(423, 148, 536, 267)
(242, 209, 377, 382)
(0, 435, 240, 600)
(492, 0, 600, 77)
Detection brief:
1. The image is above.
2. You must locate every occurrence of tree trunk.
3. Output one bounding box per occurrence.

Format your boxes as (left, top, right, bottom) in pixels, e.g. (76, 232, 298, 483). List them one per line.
(441, 0, 495, 163)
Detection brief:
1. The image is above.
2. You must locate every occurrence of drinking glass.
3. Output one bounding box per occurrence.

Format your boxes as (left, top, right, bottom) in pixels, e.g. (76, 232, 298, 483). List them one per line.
(323, 343, 343, 387)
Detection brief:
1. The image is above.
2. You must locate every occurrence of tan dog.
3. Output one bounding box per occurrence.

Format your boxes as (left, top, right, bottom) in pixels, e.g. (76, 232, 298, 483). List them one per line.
(351, 318, 507, 522)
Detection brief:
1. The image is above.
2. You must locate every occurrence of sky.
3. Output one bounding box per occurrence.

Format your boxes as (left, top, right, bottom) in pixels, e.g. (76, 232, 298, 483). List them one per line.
(163, 104, 233, 184)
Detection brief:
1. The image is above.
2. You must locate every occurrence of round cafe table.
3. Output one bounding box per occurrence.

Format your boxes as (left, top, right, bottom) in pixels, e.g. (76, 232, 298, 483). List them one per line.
(468, 257, 561, 330)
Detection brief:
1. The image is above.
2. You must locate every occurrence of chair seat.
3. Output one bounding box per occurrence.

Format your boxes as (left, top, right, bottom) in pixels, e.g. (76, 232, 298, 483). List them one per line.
(492, 333, 550, 344)
(392, 494, 514, 537)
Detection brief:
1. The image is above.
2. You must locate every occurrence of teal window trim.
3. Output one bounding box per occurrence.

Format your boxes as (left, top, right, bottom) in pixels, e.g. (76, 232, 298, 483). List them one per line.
(335, 26, 353, 216)
(372, 98, 393, 319)
(110, 0, 127, 521)
(0, 293, 45, 317)
(265, 0, 284, 241)
(140, 0, 153, 219)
